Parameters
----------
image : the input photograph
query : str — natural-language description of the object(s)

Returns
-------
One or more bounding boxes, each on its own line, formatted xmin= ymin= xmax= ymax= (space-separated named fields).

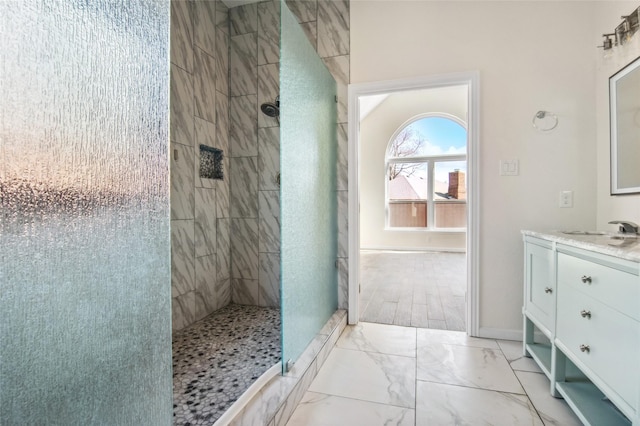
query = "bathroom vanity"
xmin=522 ymin=230 xmax=640 ymax=426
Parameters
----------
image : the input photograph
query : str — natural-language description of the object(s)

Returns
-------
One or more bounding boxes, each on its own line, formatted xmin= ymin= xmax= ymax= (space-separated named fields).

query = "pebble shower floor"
xmin=172 ymin=304 xmax=281 ymax=425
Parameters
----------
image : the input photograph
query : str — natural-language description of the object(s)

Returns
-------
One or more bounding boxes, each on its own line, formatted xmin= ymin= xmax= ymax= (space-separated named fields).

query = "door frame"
xmin=347 ymin=71 xmax=480 ymax=336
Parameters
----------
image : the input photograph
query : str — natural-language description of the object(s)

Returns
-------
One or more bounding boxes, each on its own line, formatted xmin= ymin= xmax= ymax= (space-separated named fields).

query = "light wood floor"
xmin=359 ymin=251 xmax=466 ymax=331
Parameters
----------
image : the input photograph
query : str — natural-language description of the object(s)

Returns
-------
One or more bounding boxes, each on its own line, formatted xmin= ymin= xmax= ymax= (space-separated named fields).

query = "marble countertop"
xmin=522 ymin=229 xmax=640 ymax=263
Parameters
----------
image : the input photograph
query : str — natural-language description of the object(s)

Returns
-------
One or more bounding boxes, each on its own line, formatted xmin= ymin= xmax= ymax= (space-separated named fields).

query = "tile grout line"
xmin=497 ymin=341 xmax=547 ymax=425
xmin=301 ymin=390 xmax=416 ymax=412
xmin=414 ymin=377 xmax=530 ymax=397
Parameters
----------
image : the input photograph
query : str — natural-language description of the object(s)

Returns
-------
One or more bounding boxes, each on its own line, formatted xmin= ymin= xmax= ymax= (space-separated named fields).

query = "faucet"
xmin=608 ymin=220 xmax=639 ymax=234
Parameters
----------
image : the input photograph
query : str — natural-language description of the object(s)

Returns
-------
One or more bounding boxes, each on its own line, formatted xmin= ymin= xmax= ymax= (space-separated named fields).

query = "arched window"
xmin=386 ymin=115 xmax=467 ymax=230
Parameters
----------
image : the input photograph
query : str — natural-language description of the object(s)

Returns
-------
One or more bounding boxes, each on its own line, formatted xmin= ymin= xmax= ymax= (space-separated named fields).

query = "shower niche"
xmin=198 ymin=145 xmax=224 ymax=181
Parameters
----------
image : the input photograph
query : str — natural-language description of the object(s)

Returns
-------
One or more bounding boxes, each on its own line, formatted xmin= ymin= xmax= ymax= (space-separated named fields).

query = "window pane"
xmin=388 ymin=162 xmax=427 ymax=227
xmin=435 ymin=202 xmax=467 ymax=228
xmin=388 ymin=127 xmax=425 ymax=158
xmin=434 ymin=161 xmax=467 ymax=200
xmin=434 ymin=161 xmax=467 ymax=228
xmin=388 ymin=117 xmax=466 ymax=158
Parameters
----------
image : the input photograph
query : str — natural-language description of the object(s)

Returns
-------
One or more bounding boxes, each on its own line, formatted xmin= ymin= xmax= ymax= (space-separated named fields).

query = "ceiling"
xmin=359 ymin=94 xmax=389 ymax=121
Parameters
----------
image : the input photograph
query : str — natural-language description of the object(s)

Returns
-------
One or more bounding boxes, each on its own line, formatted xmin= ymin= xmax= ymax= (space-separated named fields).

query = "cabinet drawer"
xmin=556 ymin=285 xmax=639 ymax=410
xmin=557 ymin=252 xmax=639 ymax=320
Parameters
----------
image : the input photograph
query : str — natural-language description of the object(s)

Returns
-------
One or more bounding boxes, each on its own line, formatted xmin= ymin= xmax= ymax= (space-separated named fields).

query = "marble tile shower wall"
xmin=228 ymin=0 xmax=281 ymax=307
xmin=170 ymin=0 xmax=232 ymax=331
xmin=228 ymin=0 xmax=350 ymax=310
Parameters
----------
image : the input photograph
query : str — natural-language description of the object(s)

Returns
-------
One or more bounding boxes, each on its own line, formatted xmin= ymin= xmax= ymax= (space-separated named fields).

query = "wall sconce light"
xmin=599 ymin=33 xmax=615 ymax=50
xmin=599 ymin=6 xmax=640 ymax=49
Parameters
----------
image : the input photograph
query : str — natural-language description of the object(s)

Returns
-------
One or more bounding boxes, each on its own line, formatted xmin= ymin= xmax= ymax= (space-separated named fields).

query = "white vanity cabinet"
xmin=522 ymin=231 xmax=640 ymax=426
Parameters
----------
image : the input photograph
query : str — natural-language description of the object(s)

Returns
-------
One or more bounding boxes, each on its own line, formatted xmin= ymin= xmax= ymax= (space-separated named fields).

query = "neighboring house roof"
xmin=389 ymin=175 xmax=423 ymax=199
xmin=388 ymin=175 xmax=448 ymax=200
xmin=433 ymin=180 xmax=449 ymax=199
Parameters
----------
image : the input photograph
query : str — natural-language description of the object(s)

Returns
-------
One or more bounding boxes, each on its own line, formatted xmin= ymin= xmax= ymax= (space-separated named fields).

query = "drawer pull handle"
xmin=579 ymin=344 xmax=590 ymax=353
xmin=544 ymin=287 xmax=553 ymax=294
xmin=580 ymin=275 xmax=592 ymax=284
xmin=580 ymin=310 xmax=591 ymax=319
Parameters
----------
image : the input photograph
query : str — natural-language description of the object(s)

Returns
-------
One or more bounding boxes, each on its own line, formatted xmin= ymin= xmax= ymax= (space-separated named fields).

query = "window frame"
xmin=384 ymin=114 xmax=468 ymax=231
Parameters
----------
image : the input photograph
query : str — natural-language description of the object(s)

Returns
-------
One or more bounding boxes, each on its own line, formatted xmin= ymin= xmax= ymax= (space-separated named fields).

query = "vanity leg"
xmin=523 ymin=316 xmax=534 ymax=357
xmin=550 ymin=345 xmax=565 ymax=398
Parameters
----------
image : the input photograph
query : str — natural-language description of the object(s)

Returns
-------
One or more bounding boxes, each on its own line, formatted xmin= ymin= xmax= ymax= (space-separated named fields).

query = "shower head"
xmin=260 ymin=96 xmax=280 ymax=118
xmin=261 ymin=102 xmax=279 ymax=117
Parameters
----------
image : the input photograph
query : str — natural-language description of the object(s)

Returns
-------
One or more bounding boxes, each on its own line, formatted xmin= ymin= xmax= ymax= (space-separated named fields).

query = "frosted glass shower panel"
xmin=0 ymin=1 xmax=172 ymax=424
xmin=280 ymin=0 xmax=338 ymax=369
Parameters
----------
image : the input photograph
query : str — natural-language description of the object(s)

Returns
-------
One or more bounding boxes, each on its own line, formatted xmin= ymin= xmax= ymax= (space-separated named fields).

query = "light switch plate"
xmin=499 ymin=159 xmax=519 ymax=176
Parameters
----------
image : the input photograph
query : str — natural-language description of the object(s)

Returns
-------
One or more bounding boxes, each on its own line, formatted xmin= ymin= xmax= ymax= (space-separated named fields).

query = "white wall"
xmin=352 ymin=1 xmax=599 ymax=336
xmin=594 ymin=2 xmax=640 ymax=230
xmin=360 ymin=86 xmax=467 ymax=250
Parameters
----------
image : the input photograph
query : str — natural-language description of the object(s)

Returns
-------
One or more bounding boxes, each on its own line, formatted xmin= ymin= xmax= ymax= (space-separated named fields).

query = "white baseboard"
xmin=477 ymin=327 xmax=522 ymax=341
xmin=361 ymin=246 xmax=466 ymax=253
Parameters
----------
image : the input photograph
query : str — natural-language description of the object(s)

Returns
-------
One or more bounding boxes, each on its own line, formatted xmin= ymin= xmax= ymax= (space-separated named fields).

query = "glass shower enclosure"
xmin=0 ymin=2 xmax=172 ymax=423
xmin=280 ymin=0 xmax=339 ymax=371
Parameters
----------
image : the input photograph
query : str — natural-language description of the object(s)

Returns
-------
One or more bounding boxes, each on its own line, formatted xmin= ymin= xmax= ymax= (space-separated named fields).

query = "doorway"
xmin=347 ymin=73 xmax=480 ymax=336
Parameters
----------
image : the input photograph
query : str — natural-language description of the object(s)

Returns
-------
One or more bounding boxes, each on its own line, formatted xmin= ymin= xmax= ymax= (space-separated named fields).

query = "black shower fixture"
xmin=260 ymin=96 xmax=280 ymax=119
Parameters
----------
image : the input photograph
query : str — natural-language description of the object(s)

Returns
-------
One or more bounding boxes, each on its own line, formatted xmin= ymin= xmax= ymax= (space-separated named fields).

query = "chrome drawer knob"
xmin=579 ymin=344 xmax=590 ymax=353
xmin=580 ymin=275 xmax=592 ymax=284
xmin=580 ymin=310 xmax=591 ymax=319
xmin=544 ymin=287 xmax=553 ymax=294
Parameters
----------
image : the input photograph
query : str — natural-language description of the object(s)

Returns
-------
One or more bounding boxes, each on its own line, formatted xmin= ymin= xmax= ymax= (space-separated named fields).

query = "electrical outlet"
xmin=560 ymin=190 xmax=573 ymax=208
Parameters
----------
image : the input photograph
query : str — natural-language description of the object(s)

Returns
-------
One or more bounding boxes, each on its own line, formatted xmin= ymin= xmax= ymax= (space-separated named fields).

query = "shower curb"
xmin=220 ymin=309 xmax=348 ymax=426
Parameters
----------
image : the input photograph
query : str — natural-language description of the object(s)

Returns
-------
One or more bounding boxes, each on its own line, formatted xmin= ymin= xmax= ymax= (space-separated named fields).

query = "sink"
xmin=561 ymin=231 xmax=607 ymax=235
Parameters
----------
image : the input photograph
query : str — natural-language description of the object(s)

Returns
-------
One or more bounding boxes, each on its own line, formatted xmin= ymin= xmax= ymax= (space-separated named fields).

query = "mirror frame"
xmin=610 ymin=55 xmax=640 ymax=195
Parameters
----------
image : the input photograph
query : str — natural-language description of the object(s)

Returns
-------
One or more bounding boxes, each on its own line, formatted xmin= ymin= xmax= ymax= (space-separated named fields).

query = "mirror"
xmin=610 ymin=55 xmax=640 ymax=195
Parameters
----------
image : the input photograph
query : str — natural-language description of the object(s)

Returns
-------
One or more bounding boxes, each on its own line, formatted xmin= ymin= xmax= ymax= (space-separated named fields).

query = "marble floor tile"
xmin=285 ymin=324 xmax=584 ymax=426
xmin=498 ymin=339 xmax=543 ymax=373
xmin=336 ymin=322 xmax=416 ymax=358
xmin=510 ymin=356 xmax=543 ymax=373
xmin=417 ymin=342 xmax=524 ymax=394
xmin=515 ymin=371 xmax=582 ymax=426
xmin=497 ymin=339 xmax=527 ymax=360
xmin=416 ymin=381 xmax=543 ymax=426
xmin=417 ymin=327 xmax=499 ymax=349
xmin=309 ymin=348 xmax=415 ymax=408
xmin=287 ymin=392 xmax=414 ymax=426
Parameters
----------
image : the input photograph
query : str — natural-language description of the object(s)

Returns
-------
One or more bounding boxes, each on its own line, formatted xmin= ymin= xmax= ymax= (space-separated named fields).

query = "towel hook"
xmin=532 ymin=110 xmax=558 ymax=132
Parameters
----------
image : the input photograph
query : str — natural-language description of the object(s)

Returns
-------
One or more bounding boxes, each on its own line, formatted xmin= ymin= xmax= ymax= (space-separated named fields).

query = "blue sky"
xmin=407 ymin=116 xmax=466 ymax=154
